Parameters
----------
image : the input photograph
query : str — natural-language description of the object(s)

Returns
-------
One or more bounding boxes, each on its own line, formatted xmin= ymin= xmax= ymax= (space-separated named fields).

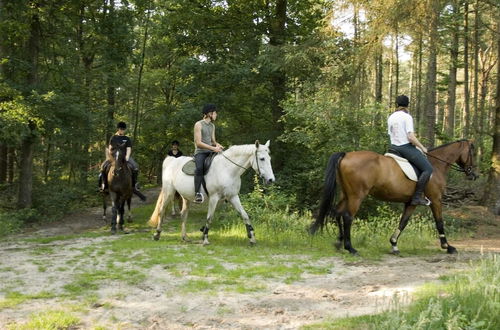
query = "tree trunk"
xmin=18 ymin=0 xmax=41 ymax=208
xmin=7 ymin=147 xmax=14 ymax=183
xmin=481 ymin=17 xmax=500 ymax=215
xmin=472 ymin=0 xmax=480 ymax=140
xmin=424 ymin=0 xmax=439 ymax=147
xmin=463 ymin=1 xmax=471 ymax=137
xmin=0 ymin=144 xmax=7 ymax=184
xmin=445 ymin=1 xmax=459 ymax=139
xmin=132 ymin=4 xmax=151 ymax=142
xmin=415 ymin=33 xmax=424 ymax=134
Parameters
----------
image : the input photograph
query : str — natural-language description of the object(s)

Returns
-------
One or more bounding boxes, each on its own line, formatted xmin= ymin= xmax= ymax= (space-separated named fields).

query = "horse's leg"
xmin=343 ymin=196 xmax=364 ymax=255
xmin=334 ymin=199 xmax=346 ymax=250
xmin=201 ymin=196 xmax=220 ymax=245
xmin=118 ymin=200 xmax=126 ymax=232
xmin=389 ymin=203 xmax=417 ymax=254
xmin=110 ymin=193 xmax=118 ymax=234
xmin=152 ymin=188 xmax=174 ymax=241
xmin=180 ymin=197 xmax=191 ymax=241
xmin=102 ymin=193 xmax=107 ymax=221
xmin=430 ymin=201 xmax=457 ymax=254
xmin=126 ymin=197 xmax=133 ymax=223
xmin=228 ymin=195 xmax=256 ymax=245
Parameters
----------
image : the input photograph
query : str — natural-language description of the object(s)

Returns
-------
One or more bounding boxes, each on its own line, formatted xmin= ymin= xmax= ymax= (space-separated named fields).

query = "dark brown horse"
xmin=107 ymin=143 xmax=133 ymax=234
xmin=310 ymin=140 xmax=477 ymax=255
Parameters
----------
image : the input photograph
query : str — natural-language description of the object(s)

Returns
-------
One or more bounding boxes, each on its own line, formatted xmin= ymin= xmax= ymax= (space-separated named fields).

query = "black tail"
xmin=310 ymin=152 xmax=345 ymax=235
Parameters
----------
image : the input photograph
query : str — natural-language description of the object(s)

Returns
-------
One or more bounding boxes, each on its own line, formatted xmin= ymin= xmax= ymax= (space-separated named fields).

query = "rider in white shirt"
xmin=388 ymin=95 xmax=433 ymax=206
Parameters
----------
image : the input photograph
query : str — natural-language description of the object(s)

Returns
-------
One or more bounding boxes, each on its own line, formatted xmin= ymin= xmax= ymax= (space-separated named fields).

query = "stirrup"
xmin=411 ymin=196 xmax=431 ymax=206
xmin=194 ymin=192 xmax=204 ymax=203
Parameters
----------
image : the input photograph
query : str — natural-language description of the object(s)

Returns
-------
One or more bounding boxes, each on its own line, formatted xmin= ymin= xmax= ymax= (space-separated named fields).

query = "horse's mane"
xmin=428 ymin=139 xmax=468 ymax=152
xmin=223 ymin=144 xmax=259 ymax=157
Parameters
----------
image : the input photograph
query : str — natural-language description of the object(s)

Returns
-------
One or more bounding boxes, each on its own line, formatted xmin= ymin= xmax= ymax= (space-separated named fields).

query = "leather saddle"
xmin=181 ymin=152 xmax=218 ymax=176
xmin=384 ymin=149 xmax=421 ymax=182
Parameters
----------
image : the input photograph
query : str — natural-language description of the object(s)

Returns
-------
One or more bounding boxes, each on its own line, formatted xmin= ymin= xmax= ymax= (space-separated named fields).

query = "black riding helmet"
xmin=117 ymin=121 xmax=127 ymax=129
xmin=202 ymin=104 xmax=217 ymax=114
xmin=396 ymin=95 xmax=409 ymax=107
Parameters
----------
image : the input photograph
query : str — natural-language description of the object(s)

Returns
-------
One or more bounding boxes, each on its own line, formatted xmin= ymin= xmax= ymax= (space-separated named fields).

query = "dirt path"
xmin=1 ymin=190 xmax=499 ymax=329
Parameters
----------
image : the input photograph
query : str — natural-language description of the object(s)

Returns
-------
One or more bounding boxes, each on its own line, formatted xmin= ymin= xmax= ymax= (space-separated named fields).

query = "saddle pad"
xmin=182 ymin=160 xmax=197 ymax=176
xmin=384 ymin=153 xmax=418 ymax=182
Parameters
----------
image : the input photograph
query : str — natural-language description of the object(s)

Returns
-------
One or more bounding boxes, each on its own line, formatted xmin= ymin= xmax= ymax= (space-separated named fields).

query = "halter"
xmin=425 ymin=140 xmax=474 ymax=175
xmin=221 ymin=148 xmax=261 ymax=176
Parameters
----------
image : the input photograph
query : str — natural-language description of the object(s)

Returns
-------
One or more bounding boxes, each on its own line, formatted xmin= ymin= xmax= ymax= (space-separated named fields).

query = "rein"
xmin=425 ymin=141 xmax=474 ymax=174
xmin=220 ymin=149 xmax=261 ymax=176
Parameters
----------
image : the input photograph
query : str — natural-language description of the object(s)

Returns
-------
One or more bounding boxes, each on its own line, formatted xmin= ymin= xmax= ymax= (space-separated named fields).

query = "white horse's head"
xmin=252 ymin=140 xmax=275 ymax=184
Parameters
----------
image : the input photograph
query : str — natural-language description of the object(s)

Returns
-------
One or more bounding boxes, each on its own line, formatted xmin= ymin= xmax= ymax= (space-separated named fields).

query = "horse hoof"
xmin=153 ymin=234 xmax=160 ymax=241
xmin=203 ymin=240 xmax=210 ymax=246
xmin=391 ymin=249 xmax=400 ymax=255
xmin=447 ymin=246 xmax=458 ymax=254
xmin=249 ymin=240 xmax=257 ymax=246
xmin=102 ymin=216 xmax=107 ymax=221
xmin=111 ymin=229 xmax=117 ymax=235
xmin=348 ymin=248 xmax=359 ymax=256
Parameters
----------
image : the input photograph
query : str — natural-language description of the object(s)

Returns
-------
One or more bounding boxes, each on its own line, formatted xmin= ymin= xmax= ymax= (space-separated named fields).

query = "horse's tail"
xmin=148 ymin=189 xmax=166 ymax=227
xmin=310 ymin=152 xmax=345 ymax=235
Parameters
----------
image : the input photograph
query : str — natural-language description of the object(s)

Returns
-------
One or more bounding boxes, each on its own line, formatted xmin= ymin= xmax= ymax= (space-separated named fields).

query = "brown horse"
xmin=310 ymin=140 xmax=477 ymax=255
xmin=107 ymin=143 xmax=133 ymax=234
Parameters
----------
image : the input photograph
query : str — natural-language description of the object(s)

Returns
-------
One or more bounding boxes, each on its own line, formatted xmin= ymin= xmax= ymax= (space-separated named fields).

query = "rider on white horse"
xmin=193 ymin=104 xmax=224 ymax=203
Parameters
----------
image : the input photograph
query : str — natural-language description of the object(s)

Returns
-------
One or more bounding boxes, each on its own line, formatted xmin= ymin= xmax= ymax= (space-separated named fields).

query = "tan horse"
xmin=310 ymin=140 xmax=477 ymax=255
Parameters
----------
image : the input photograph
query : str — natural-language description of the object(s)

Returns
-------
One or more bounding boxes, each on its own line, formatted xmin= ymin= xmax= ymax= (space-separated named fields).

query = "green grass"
xmin=304 ymin=254 xmax=500 ymax=330
xmin=0 ymin=291 xmax=56 ymax=309
xmin=6 ymin=310 xmax=80 ymax=330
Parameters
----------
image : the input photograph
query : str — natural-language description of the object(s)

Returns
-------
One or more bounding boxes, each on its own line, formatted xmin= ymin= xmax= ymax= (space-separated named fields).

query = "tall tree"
xmin=444 ymin=1 xmax=460 ymax=139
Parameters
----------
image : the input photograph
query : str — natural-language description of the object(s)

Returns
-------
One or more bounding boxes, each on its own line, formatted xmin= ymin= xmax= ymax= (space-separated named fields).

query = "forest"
xmin=0 ymin=0 xmax=499 ymax=230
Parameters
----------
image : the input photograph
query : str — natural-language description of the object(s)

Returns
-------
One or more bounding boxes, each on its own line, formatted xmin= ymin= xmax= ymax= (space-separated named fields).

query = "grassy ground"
xmin=1 ymin=188 xmax=497 ymax=329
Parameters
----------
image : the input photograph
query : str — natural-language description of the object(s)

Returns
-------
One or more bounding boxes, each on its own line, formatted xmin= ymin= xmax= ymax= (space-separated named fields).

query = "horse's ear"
xmin=265 ymin=140 xmax=270 ymax=147
xmin=255 ymin=140 xmax=260 ymax=148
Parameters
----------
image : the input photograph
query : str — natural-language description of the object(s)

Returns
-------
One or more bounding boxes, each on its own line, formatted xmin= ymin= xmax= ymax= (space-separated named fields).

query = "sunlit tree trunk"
xmin=445 ymin=0 xmax=459 ymax=139
xmin=423 ymin=0 xmax=439 ymax=147
xmin=463 ymin=1 xmax=471 ymax=137
xmin=481 ymin=17 xmax=500 ymax=215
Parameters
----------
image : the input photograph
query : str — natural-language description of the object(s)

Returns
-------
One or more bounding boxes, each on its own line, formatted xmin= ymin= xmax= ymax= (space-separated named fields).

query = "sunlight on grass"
xmin=0 ymin=291 xmax=55 ymax=310
xmin=6 ymin=310 xmax=80 ymax=330
xmin=305 ymin=254 xmax=500 ymax=329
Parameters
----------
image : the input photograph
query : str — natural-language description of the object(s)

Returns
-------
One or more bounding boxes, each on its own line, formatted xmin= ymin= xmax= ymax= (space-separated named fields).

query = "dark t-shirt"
xmin=168 ymin=150 xmax=183 ymax=158
xmin=109 ymin=135 xmax=132 ymax=149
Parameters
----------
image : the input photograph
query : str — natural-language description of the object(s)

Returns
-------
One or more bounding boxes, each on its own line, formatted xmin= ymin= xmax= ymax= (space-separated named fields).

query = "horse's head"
xmin=457 ymin=140 xmax=478 ymax=180
xmin=109 ymin=142 xmax=128 ymax=173
xmin=252 ymin=140 xmax=275 ymax=184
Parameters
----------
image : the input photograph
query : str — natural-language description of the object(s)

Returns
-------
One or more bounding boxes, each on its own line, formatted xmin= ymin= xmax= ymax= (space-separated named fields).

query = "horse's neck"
xmin=220 ymin=145 xmax=255 ymax=175
xmin=429 ymin=143 xmax=461 ymax=171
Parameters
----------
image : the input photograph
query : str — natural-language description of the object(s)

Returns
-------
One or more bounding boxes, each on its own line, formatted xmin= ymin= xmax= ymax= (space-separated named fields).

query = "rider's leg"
xmin=128 ymin=157 xmax=146 ymax=201
xmin=99 ymin=160 xmax=110 ymax=192
xmin=194 ymin=152 xmax=208 ymax=203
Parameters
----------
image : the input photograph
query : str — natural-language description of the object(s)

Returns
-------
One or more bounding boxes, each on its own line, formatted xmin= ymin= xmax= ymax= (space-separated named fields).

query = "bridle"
xmin=220 ymin=149 xmax=261 ymax=176
xmin=425 ymin=140 xmax=475 ymax=175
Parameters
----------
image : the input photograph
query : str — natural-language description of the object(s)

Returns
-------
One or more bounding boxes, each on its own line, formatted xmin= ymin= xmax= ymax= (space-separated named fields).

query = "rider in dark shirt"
xmin=98 ymin=121 xmax=146 ymax=201
xmin=167 ymin=140 xmax=183 ymax=158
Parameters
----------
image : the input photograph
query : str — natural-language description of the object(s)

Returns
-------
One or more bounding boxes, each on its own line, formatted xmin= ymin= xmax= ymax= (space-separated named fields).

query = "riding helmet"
xmin=396 ymin=95 xmax=409 ymax=107
xmin=202 ymin=104 xmax=217 ymax=114
xmin=117 ymin=121 xmax=127 ymax=129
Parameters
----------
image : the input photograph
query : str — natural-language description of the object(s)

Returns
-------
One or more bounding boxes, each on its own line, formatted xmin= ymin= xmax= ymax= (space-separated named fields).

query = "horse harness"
xmin=220 ymin=149 xmax=261 ymax=176
xmin=425 ymin=140 xmax=475 ymax=176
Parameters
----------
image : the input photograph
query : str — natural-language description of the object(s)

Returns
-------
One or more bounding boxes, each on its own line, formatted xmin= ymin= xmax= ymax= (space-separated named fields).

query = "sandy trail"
xmin=1 ymin=189 xmax=499 ymax=329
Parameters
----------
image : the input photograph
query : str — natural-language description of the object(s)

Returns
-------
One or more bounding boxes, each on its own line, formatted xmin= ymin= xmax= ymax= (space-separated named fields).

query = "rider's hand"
xmin=214 ymin=146 xmax=223 ymax=153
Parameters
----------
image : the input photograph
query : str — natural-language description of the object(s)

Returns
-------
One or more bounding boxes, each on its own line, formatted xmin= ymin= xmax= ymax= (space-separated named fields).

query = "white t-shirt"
xmin=387 ymin=110 xmax=414 ymax=146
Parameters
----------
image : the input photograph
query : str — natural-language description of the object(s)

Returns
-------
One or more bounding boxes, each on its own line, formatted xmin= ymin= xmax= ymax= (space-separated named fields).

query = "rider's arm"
xmin=407 ymin=132 xmax=428 ymax=153
xmin=194 ymin=122 xmax=219 ymax=152
xmin=126 ymin=147 xmax=131 ymax=161
xmin=211 ymin=126 xmax=223 ymax=150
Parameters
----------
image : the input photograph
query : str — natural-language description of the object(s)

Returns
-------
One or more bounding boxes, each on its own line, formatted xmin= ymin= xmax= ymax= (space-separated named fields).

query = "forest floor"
xmin=0 ymin=187 xmax=499 ymax=329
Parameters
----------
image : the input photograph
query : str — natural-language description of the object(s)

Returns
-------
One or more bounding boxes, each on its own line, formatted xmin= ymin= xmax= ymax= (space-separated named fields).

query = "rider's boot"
xmin=194 ymin=175 xmax=204 ymax=203
xmin=132 ymin=170 xmax=146 ymax=201
xmin=410 ymin=172 xmax=431 ymax=206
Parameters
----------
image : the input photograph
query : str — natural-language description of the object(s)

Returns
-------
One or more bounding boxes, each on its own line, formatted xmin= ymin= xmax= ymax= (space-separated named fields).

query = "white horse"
xmin=149 ymin=140 xmax=275 ymax=245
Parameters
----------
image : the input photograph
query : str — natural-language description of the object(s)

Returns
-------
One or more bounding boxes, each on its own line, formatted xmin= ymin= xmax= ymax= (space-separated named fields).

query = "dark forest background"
xmin=0 ymin=0 xmax=499 ymax=229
